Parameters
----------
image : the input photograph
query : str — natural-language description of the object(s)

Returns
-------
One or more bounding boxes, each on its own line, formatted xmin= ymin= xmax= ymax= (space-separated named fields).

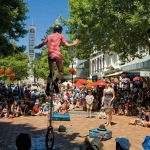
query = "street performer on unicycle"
xmin=34 ymin=21 xmax=79 ymax=95
xmin=34 ymin=21 xmax=79 ymax=150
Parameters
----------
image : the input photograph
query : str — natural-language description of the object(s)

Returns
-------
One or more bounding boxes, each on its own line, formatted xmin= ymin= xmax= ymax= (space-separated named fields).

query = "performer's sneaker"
xmin=45 ymin=86 xmax=50 ymax=96
xmin=52 ymin=81 xmax=59 ymax=93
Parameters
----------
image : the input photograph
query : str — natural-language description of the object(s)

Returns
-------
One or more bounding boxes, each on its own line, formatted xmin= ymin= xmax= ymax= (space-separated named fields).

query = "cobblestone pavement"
xmin=0 ymin=110 xmax=149 ymax=150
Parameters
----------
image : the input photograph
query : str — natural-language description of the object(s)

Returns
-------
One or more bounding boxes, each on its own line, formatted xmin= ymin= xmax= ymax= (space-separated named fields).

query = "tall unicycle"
xmin=45 ymin=57 xmax=55 ymax=150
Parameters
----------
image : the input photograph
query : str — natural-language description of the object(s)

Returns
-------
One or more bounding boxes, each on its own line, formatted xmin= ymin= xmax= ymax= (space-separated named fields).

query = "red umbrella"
xmin=76 ymin=79 xmax=87 ymax=84
xmin=91 ymin=80 xmax=106 ymax=86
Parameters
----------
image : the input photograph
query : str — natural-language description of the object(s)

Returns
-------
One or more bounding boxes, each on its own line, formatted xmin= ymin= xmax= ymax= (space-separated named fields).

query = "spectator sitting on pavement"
xmin=16 ymin=133 xmax=31 ymax=150
xmin=117 ymin=104 xmax=124 ymax=115
xmin=129 ymin=109 xmax=150 ymax=127
xmin=1 ymin=104 xmax=9 ymax=118
xmin=115 ymin=137 xmax=131 ymax=150
xmin=124 ymin=103 xmax=129 ymax=116
xmin=42 ymin=102 xmax=50 ymax=116
xmin=0 ymin=103 xmax=2 ymax=117
xmin=31 ymin=102 xmax=42 ymax=116
xmin=137 ymin=103 xmax=143 ymax=118
xmin=98 ymin=107 xmax=106 ymax=119
xmin=11 ymin=100 xmax=20 ymax=117
xmin=23 ymin=98 xmax=32 ymax=116
xmin=53 ymin=98 xmax=61 ymax=112
xmin=59 ymin=100 xmax=69 ymax=114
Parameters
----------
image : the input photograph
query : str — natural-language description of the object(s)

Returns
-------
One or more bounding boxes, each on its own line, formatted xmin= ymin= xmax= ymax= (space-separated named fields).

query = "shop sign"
xmin=140 ymin=71 xmax=150 ymax=77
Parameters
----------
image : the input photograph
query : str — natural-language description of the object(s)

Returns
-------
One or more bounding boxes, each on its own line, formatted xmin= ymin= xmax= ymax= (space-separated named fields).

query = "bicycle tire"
xmin=45 ymin=126 xmax=55 ymax=150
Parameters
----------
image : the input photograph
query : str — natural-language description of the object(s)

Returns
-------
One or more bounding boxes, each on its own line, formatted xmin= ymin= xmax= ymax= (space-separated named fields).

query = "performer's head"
xmin=53 ymin=25 xmax=63 ymax=33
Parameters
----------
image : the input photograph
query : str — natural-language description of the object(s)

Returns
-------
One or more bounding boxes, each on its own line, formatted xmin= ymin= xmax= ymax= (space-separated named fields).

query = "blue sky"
xmin=18 ymin=0 xmax=70 ymax=52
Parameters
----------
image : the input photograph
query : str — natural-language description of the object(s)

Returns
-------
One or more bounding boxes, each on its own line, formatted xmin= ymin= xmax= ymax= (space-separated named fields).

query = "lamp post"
xmin=3 ymin=62 xmax=6 ymax=85
xmin=72 ymin=62 xmax=74 ymax=85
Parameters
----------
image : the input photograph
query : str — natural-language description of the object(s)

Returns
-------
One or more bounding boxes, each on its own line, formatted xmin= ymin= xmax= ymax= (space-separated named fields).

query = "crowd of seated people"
xmin=0 ymin=82 xmax=150 ymax=128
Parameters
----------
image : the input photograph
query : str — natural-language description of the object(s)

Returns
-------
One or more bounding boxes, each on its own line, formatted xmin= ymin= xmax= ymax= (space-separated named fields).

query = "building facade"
xmin=28 ymin=25 xmax=36 ymax=63
xmin=90 ymin=51 xmax=123 ymax=80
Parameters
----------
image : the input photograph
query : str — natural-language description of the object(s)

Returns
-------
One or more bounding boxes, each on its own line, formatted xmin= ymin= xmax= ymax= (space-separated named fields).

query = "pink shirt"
xmin=44 ymin=33 xmax=66 ymax=53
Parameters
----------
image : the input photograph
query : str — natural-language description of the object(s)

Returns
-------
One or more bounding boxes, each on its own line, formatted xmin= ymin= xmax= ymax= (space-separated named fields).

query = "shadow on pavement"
xmin=0 ymin=121 xmax=84 ymax=150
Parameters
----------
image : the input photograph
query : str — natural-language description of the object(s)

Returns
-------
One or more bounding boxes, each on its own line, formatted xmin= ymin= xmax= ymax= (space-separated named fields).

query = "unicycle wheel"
xmin=45 ymin=126 xmax=54 ymax=150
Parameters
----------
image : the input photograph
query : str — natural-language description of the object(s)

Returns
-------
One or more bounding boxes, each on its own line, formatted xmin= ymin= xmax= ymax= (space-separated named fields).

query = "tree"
xmin=0 ymin=52 xmax=29 ymax=82
xmin=62 ymin=0 xmax=150 ymax=61
xmin=0 ymin=0 xmax=28 ymax=56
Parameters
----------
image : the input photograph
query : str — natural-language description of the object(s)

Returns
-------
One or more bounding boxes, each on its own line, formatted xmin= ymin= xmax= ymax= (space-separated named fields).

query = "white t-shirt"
xmin=85 ymin=95 xmax=94 ymax=105
xmin=53 ymin=102 xmax=61 ymax=110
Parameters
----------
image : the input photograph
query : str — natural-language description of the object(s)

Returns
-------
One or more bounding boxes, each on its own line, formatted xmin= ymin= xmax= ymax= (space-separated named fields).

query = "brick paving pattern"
xmin=0 ymin=110 xmax=149 ymax=150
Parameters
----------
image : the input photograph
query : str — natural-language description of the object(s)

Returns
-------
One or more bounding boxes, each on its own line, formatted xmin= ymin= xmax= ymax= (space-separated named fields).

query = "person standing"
xmin=102 ymin=83 xmax=115 ymax=126
xmin=85 ymin=89 xmax=94 ymax=118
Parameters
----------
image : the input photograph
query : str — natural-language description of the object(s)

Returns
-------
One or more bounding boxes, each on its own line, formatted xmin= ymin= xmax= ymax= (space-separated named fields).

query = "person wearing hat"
xmin=85 ymin=89 xmax=94 ymax=118
xmin=115 ymin=137 xmax=131 ymax=150
xmin=101 ymin=83 xmax=115 ymax=126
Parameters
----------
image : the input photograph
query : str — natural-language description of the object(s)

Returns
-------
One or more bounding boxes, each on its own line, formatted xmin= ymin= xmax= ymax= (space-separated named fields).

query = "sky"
xmin=18 ymin=0 xmax=70 ymax=52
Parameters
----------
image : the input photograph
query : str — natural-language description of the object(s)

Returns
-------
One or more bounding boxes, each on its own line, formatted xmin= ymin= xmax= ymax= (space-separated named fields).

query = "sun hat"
xmin=97 ymin=124 xmax=106 ymax=131
xmin=115 ymin=137 xmax=131 ymax=150
xmin=58 ymin=125 xmax=66 ymax=132
xmin=91 ymin=138 xmax=104 ymax=150
xmin=84 ymin=136 xmax=104 ymax=150
xmin=142 ymin=136 xmax=150 ymax=150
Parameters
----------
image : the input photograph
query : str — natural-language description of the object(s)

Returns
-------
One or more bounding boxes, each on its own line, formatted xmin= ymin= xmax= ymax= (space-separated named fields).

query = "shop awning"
xmin=105 ymin=71 xmax=123 ymax=77
xmin=122 ymin=55 xmax=150 ymax=71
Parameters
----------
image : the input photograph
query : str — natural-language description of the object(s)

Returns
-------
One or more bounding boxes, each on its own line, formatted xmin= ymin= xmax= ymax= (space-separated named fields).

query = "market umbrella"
xmin=76 ymin=79 xmax=87 ymax=84
xmin=91 ymin=80 xmax=106 ymax=86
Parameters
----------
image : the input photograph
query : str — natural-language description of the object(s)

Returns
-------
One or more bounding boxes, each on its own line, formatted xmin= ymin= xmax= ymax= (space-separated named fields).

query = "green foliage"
xmin=62 ymin=0 xmax=150 ymax=61
xmin=36 ymin=46 xmax=71 ymax=79
xmin=0 ymin=0 xmax=28 ymax=56
xmin=0 ymin=52 xmax=29 ymax=81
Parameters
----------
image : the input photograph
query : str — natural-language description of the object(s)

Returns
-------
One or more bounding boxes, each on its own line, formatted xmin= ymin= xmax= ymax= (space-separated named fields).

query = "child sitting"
xmin=1 ymin=104 xmax=9 ymax=118
xmin=124 ymin=104 xmax=129 ymax=116
xmin=117 ymin=104 xmax=124 ymax=115
xmin=98 ymin=107 xmax=106 ymax=119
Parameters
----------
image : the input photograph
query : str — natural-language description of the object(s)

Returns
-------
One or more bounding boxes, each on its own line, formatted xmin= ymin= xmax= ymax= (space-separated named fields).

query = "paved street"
xmin=0 ymin=110 xmax=149 ymax=150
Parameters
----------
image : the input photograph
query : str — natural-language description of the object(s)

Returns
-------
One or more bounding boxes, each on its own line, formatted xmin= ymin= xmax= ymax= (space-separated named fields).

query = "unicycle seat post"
xmin=45 ymin=56 xmax=56 ymax=150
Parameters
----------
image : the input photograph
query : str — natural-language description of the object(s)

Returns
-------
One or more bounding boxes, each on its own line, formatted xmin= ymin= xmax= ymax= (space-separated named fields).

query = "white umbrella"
xmin=62 ymin=81 xmax=72 ymax=86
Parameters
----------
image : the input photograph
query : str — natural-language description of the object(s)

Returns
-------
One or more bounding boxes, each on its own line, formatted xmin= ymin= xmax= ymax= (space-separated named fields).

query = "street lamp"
xmin=3 ymin=62 xmax=6 ymax=85
xmin=72 ymin=62 xmax=74 ymax=85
